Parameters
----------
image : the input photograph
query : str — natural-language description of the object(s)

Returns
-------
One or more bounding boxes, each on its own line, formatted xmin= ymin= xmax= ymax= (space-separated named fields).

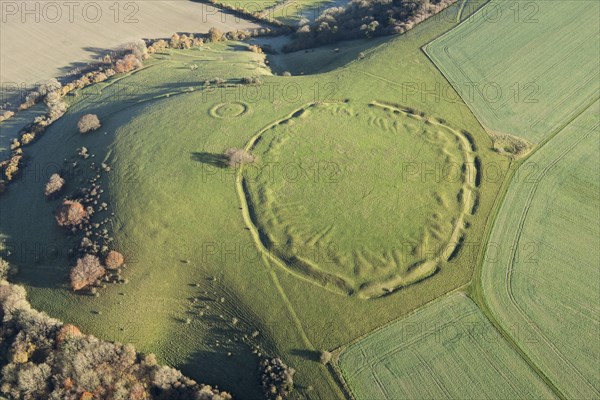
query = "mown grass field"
xmin=0 ymin=2 xmax=509 ymax=399
xmin=338 ymin=293 xmax=556 ymax=400
xmin=479 ymin=100 xmax=600 ymax=399
xmin=425 ymin=0 xmax=600 ymax=143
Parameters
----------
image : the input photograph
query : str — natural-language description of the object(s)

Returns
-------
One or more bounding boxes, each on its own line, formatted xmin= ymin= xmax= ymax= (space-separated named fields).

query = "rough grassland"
xmin=0 ymin=3 xmax=507 ymax=399
xmin=338 ymin=293 xmax=556 ymax=400
xmin=425 ymin=0 xmax=600 ymax=143
xmin=480 ymin=100 xmax=600 ymax=399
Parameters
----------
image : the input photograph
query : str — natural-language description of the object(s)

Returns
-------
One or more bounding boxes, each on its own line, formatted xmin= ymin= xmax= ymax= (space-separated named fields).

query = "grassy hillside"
xmin=338 ymin=293 xmax=556 ymax=400
xmin=479 ymin=100 xmax=600 ymax=399
xmin=425 ymin=0 xmax=600 ymax=142
xmin=0 ymin=2 xmax=507 ymax=399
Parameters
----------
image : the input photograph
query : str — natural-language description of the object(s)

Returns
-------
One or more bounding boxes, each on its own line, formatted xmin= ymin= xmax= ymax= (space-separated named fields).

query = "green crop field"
xmin=0 ymin=2 xmax=511 ymax=398
xmin=479 ymin=100 xmax=600 ymax=399
xmin=425 ymin=0 xmax=600 ymax=143
xmin=338 ymin=293 xmax=556 ymax=400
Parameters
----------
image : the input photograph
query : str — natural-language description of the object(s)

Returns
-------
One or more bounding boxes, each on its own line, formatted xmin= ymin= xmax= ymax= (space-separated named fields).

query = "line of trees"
xmin=284 ymin=0 xmax=457 ymax=52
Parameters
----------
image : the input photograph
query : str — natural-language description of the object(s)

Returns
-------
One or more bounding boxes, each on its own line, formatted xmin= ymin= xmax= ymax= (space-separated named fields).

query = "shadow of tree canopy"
xmin=191 ymin=152 xmax=228 ymax=168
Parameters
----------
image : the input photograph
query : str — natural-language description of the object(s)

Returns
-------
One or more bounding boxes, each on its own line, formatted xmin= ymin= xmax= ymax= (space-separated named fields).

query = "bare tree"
xmin=224 ymin=148 xmax=255 ymax=168
xmin=70 ymin=254 xmax=105 ymax=290
xmin=105 ymin=250 xmax=124 ymax=270
xmin=56 ymin=200 xmax=86 ymax=226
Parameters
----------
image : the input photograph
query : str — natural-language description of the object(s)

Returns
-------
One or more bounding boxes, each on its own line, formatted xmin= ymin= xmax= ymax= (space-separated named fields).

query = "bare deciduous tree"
xmin=70 ymin=254 xmax=105 ymax=291
xmin=56 ymin=200 xmax=86 ymax=226
xmin=224 ymin=148 xmax=255 ymax=168
xmin=105 ymin=251 xmax=124 ymax=270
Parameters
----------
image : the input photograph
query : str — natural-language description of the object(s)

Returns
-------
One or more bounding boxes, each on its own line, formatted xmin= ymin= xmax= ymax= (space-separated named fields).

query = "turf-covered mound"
xmin=242 ymin=101 xmax=477 ymax=297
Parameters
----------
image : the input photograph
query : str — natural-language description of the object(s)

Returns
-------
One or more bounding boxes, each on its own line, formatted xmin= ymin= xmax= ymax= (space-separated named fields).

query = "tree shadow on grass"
xmin=191 ymin=152 xmax=228 ymax=168
xmin=290 ymin=349 xmax=320 ymax=362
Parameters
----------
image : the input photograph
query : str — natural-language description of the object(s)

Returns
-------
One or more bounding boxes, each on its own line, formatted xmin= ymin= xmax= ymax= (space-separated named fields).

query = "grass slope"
xmin=338 ymin=292 xmax=556 ymax=400
xmin=425 ymin=0 xmax=600 ymax=143
xmin=479 ymin=100 xmax=600 ymax=399
xmin=0 ymin=2 xmax=508 ymax=398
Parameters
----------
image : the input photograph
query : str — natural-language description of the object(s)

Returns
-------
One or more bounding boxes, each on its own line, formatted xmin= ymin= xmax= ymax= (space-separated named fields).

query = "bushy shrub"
xmin=0 ymin=257 xmax=12 ymax=280
xmin=248 ymin=44 xmax=263 ymax=53
xmin=70 ymin=254 xmax=105 ymax=290
xmin=208 ymin=27 xmax=224 ymax=42
xmin=78 ymin=114 xmax=101 ymax=133
xmin=148 ymin=39 xmax=169 ymax=54
xmin=78 ymin=146 xmax=90 ymax=158
xmin=55 ymin=324 xmax=82 ymax=344
xmin=241 ymin=77 xmax=262 ymax=85
xmin=44 ymin=173 xmax=65 ymax=197
xmin=38 ymin=78 xmax=62 ymax=96
xmin=114 ymin=54 xmax=142 ymax=73
xmin=105 ymin=250 xmax=124 ymax=270
xmin=55 ymin=200 xmax=86 ymax=227
xmin=259 ymin=357 xmax=295 ymax=399
xmin=224 ymin=148 xmax=255 ymax=168
xmin=1 ymin=152 xmax=23 ymax=182
xmin=320 ymin=351 xmax=332 ymax=364
xmin=0 ymin=110 xmax=15 ymax=122
xmin=122 ymin=39 xmax=148 ymax=60
xmin=93 ymin=72 xmax=108 ymax=83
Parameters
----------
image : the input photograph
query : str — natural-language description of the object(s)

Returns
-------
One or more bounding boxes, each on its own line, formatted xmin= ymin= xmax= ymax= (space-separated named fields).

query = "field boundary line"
xmin=455 ymin=0 xmax=469 ymax=22
xmin=262 ymin=256 xmax=313 ymax=348
xmin=421 ymin=0 xmax=492 ymax=52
